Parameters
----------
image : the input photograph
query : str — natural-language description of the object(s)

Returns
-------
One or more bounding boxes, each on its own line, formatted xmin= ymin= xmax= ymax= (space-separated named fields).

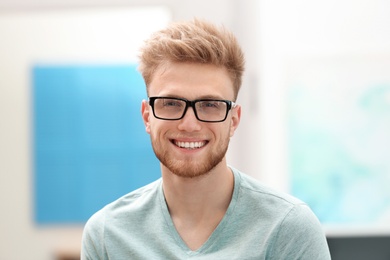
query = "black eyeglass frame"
xmin=148 ymin=96 xmax=237 ymax=123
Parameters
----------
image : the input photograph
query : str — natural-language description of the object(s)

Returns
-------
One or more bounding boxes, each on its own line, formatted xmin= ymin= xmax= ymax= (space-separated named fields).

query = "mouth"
xmin=172 ymin=140 xmax=208 ymax=150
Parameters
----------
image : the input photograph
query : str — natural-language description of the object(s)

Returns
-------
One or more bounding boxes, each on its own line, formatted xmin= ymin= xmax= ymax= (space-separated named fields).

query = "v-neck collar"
xmin=158 ymin=168 xmax=241 ymax=255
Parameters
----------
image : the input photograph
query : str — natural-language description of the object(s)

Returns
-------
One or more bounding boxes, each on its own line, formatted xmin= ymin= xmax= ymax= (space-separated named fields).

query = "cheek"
xmin=212 ymin=124 xmax=232 ymax=141
xmin=221 ymin=121 xmax=234 ymax=138
xmin=229 ymin=124 xmax=234 ymax=137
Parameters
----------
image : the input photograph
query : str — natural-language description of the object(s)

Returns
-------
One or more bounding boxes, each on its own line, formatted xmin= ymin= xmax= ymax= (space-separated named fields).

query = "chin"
xmin=164 ymin=157 xmax=223 ymax=179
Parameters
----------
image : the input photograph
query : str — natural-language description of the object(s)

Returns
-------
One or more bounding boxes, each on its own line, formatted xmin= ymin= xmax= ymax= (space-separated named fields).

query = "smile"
xmin=173 ymin=140 xmax=207 ymax=149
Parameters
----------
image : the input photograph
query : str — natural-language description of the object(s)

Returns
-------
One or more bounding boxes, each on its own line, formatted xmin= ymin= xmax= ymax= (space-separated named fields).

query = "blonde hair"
xmin=138 ymin=19 xmax=245 ymax=100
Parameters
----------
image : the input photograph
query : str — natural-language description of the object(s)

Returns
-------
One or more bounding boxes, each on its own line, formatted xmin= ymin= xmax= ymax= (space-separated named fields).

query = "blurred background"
xmin=0 ymin=0 xmax=389 ymax=259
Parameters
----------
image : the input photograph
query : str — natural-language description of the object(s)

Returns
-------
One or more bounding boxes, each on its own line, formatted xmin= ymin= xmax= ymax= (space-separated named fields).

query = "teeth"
xmin=175 ymin=141 xmax=205 ymax=149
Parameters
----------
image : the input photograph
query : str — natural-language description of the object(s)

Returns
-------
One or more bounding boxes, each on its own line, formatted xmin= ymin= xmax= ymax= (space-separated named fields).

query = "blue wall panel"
xmin=32 ymin=65 xmax=160 ymax=224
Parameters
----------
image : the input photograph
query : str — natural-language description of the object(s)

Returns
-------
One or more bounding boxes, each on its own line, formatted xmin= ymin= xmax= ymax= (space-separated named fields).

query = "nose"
xmin=177 ymin=107 xmax=202 ymax=132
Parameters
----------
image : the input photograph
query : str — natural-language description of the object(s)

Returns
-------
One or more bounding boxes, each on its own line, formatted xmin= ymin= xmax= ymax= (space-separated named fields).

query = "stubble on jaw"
xmin=150 ymin=134 xmax=230 ymax=179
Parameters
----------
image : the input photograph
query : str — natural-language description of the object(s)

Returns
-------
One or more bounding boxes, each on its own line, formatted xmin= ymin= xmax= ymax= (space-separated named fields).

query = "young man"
xmin=81 ymin=19 xmax=331 ymax=259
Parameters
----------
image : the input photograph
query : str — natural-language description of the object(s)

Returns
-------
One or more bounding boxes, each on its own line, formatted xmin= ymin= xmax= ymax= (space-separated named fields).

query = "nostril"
xmin=177 ymin=114 xmax=202 ymax=132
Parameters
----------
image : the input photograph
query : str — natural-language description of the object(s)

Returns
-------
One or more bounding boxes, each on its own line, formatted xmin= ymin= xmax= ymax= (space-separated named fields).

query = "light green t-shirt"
xmin=81 ymin=167 xmax=331 ymax=259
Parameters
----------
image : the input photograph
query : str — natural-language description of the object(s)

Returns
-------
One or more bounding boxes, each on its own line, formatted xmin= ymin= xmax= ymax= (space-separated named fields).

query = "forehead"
xmin=148 ymin=62 xmax=235 ymax=100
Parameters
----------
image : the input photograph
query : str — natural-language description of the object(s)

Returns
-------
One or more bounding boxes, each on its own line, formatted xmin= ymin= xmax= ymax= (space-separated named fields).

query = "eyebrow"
xmin=157 ymin=94 xmax=227 ymax=100
xmin=197 ymin=94 xmax=226 ymax=100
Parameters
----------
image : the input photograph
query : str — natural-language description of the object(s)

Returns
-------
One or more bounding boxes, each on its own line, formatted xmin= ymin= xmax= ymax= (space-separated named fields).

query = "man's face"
xmin=141 ymin=62 xmax=241 ymax=178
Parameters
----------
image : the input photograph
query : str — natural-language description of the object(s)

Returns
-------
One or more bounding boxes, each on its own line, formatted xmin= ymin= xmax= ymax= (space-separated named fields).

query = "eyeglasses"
xmin=148 ymin=96 xmax=237 ymax=123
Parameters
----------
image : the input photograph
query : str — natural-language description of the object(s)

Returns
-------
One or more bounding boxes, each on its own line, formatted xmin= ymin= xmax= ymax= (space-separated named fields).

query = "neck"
xmin=161 ymin=160 xmax=234 ymax=250
xmin=161 ymin=161 xmax=234 ymax=219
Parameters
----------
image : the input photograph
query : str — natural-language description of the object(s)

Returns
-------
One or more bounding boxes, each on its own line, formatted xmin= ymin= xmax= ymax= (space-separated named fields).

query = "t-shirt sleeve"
xmin=269 ymin=203 xmax=331 ymax=260
xmin=80 ymin=210 xmax=108 ymax=260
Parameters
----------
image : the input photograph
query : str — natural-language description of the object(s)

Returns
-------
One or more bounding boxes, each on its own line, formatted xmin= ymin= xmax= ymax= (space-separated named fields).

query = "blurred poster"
xmin=33 ymin=65 xmax=160 ymax=224
xmin=286 ymin=56 xmax=390 ymax=234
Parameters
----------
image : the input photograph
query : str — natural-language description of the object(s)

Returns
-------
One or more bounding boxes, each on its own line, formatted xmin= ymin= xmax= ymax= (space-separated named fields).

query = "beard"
xmin=150 ymin=133 xmax=230 ymax=178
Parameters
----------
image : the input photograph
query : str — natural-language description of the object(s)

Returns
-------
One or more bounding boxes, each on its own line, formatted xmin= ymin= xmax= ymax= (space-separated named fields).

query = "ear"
xmin=229 ymin=104 xmax=241 ymax=137
xmin=141 ymin=100 xmax=151 ymax=134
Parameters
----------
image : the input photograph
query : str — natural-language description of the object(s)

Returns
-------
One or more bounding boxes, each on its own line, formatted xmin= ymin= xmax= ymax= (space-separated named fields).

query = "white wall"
xmin=256 ymin=0 xmax=390 ymax=192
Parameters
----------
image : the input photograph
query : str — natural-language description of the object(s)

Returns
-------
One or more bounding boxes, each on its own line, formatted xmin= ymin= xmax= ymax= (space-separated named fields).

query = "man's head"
xmin=139 ymin=19 xmax=244 ymax=178
xmin=138 ymin=19 xmax=245 ymax=101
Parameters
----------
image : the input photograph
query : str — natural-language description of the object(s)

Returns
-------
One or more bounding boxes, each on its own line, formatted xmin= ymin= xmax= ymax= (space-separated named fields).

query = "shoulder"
xmin=231 ymin=167 xmax=327 ymax=237
xmin=101 ymin=178 xmax=161 ymax=221
xmin=270 ymin=204 xmax=331 ymax=259
xmin=232 ymin=167 xmax=305 ymax=208
xmin=230 ymin=168 xmax=330 ymax=259
xmin=81 ymin=179 xmax=162 ymax=258
xmin=106 ymin=178 xmax=162 ymax=211
xmin=82 ymin=179 xmax=162 ymax=239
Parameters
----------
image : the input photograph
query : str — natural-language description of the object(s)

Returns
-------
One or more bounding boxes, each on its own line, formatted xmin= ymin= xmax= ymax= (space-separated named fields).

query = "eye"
xmin=162 ymin=99 xmax=183 ymax=107
xmin=199 ymin=101 xmax=221 ymax=109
